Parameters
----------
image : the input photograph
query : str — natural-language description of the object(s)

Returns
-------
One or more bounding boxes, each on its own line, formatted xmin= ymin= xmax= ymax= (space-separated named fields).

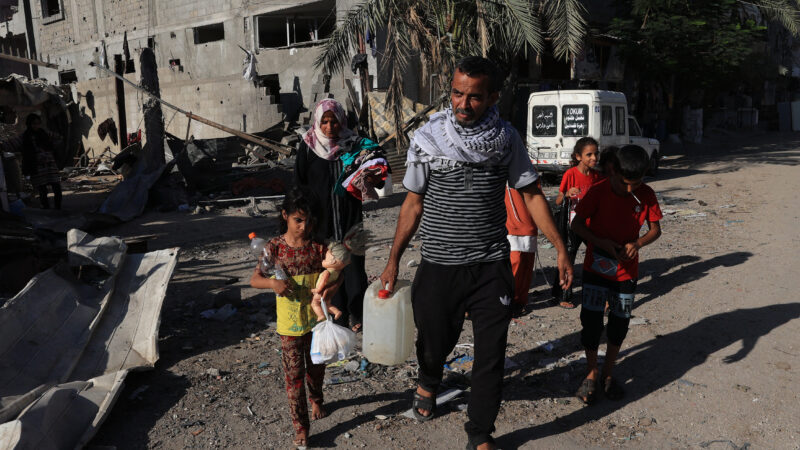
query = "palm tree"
xmin=314 ymin=0 xmax=590 ymax=146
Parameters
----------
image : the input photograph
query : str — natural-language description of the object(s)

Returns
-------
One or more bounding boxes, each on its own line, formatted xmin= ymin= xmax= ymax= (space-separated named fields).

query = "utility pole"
xmin=114 ymin=54 xmax=127 ymax=152
xmin=139 ymin=47 xmax=165 ymax=165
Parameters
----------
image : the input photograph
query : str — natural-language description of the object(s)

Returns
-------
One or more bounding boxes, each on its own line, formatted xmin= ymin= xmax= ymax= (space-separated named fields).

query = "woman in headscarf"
xmin=22 ymin=114 xmax=62 ymax=209
xmin=295 ymin=99 xmax=387 ymax=332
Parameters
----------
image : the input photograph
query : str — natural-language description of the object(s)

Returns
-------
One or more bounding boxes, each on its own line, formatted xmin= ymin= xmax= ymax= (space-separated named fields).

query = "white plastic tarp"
xmin=0 ymin=229 xmax=178 ymax=449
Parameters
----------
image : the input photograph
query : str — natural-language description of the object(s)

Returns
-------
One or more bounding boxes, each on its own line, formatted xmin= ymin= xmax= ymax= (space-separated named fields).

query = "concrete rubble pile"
xmin=0 ymin=229 xmax=178 ymax=448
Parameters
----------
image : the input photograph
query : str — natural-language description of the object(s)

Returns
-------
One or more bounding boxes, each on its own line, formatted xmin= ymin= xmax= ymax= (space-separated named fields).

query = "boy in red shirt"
xmin=570 ymin=145 xmax=662 ymax=403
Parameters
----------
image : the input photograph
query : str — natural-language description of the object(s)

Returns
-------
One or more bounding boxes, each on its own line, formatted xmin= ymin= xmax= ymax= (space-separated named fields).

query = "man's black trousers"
xmin=411 ymin=258 xmax=513 ymax=443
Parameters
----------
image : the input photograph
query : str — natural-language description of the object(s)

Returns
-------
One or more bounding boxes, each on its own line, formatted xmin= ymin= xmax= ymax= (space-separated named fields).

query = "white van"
xmin=526 ymin=90 xmax=660 ymax=175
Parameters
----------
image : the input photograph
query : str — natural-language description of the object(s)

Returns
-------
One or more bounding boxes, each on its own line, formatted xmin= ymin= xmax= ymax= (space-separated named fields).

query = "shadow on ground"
xmin=499 ymin=302 xmax=798 ymax=449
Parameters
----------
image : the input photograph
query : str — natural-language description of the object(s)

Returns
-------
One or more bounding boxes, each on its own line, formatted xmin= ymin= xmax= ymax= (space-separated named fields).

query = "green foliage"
xmin=314 ymin=0 xmax=590 ymax=145
xmin=611 ymin=0 xmax=800 ymax=94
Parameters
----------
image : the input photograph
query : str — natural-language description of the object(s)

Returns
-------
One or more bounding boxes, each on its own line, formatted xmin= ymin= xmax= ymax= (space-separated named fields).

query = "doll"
xmin=311 ymin=223 xmax=370 ymax=321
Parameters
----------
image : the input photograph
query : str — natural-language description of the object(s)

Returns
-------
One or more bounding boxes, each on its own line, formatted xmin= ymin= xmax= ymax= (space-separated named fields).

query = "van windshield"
xmin=531 ymin=105 xmax=557 ymax=136
xmin=562 ymin=104 xmax=588 ymax=137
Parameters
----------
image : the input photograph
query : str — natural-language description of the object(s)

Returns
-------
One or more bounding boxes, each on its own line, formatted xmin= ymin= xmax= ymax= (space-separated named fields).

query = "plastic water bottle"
xmin=248 ymin=232 xmax=288 ymax=279
xmin=248 ymin=232 xmax=269 ymax=276
xmin=362 ymin=279 xmax=415 ymax=365
xmin=248 ymin=232 xmax=266 ymax=257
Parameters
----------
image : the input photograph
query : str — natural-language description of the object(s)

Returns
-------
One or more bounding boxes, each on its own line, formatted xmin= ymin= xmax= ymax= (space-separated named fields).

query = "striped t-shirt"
xmin=403 ymin=133 xmax=539 ymax=265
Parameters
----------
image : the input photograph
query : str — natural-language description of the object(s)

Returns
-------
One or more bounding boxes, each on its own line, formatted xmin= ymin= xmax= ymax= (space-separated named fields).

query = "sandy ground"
xmin=85 ymin=131 xmax=800 ymax=449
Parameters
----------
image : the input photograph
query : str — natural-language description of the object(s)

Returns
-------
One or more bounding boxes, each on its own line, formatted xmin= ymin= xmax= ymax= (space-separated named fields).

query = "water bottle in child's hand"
xmin=248 ymin=232 xmax=288 ymax=279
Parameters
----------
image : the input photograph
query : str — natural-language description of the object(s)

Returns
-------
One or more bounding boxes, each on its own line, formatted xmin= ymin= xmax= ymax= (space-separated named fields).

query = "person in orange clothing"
xmin=505 ymin=183 xmax=540 ymax=317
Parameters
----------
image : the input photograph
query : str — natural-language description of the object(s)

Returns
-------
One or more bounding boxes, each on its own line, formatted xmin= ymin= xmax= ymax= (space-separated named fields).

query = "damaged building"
xmin=1 ymin=0 xmax=377 ymax=159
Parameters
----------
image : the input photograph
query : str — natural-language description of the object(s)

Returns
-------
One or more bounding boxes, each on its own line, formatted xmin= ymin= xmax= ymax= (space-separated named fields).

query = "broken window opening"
xmin=193 ymin=22 xmax=225 ymax=44
xmin=169 ymin=59 xmax=183 ymax=72
xmin=255 ymin=7 xmax=335 ymax=49
xmin=41 ymin=0 xmax=60 ymax=17
xmin=40 ymin=0 xmax=64 ymax=23
xmin=255 ymin=74 xmax=281 ymax=103
xmin=58 ymin=69 xmax=77 ymax=84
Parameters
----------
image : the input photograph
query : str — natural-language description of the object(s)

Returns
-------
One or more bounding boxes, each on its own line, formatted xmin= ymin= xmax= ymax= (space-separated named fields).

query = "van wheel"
xmin=648 ymin=151 xmax=659 ymax=177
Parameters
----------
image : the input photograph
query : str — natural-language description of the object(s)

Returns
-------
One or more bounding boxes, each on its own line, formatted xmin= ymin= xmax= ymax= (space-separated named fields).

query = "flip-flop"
xmin=575 ymin=377 xmax=597 ymax=404
xmin=466 ymin=435 xmax=496 ymax=450
xmin=558 ymin=301 xmax=577 ymax=309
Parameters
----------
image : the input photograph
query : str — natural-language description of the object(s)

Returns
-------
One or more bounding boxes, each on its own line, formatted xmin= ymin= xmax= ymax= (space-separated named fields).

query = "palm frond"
xmin=500 ymin=0 xmax=545 ymax=55
xmin=742 ymin=0 xmax=800 ymax=36
xmin=542 ymin=0 xmax=588 ymax=60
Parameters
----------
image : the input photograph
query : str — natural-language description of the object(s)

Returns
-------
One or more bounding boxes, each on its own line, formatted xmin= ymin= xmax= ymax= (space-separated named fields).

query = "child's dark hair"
xmin=598 ymin=145 xmax=619 ymax=173
xmin=278 ymin=186 xmax=320 ymax=235
xmin=613 ymin=145 xmax=649 ymax=180
xmin=570 ymin=137 xmax=599 ymax=167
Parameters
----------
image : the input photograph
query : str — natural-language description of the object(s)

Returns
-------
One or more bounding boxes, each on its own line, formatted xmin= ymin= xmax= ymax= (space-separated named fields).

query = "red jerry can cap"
xmin=378 ymin=289 xmax=391 ymax=299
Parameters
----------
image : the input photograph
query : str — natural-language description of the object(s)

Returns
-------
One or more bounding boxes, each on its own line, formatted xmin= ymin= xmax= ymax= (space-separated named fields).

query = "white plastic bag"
xmin=310 ymin=298 xmax=356 ymax=364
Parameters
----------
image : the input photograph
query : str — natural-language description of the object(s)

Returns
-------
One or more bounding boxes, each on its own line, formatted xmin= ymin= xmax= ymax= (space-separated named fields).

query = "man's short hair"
xmin=613 ymin=145 xmax=649 ymax=180
xmin=454 ymin=56 xmax=503 ymax=93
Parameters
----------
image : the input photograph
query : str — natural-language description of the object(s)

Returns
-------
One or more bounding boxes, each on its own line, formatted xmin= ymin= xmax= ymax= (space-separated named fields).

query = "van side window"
xmin=615 ymin=107 xmax=626 ymax=135
xmin=562 ymin=105 xmax=588 ymax=137
xmin=532 ymin=106 xmax=557 ymax=137
xmin=601 ymin=106 xmax=612 ymax=136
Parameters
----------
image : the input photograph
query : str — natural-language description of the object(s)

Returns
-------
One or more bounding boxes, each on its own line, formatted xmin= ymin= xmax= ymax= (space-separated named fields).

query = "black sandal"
xmin=412 ymin=390 xmax=436 ymax=422
xmin=602 ymin=377 xmax=625 ymax=400
xmin=575 ymin=377 xmax=597 ymax=404
xmin=466 ymin=434 xmax=495 ymax=450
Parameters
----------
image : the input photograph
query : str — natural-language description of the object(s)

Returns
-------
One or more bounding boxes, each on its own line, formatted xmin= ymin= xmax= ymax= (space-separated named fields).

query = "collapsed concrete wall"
xmin=74 ymin=67 xmax=283 ymax=157
xmin=16 ymin=0 xmax=344 ymax=155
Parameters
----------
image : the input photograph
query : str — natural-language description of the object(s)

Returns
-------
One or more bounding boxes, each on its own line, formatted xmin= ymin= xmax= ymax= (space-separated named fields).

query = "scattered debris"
xmin=677 ymin=379 xmax=706 ymax=388
xmin=444 ymin=355 xmax=474 ymax=372
xmin=629 ymin=317 xmax=649 ymax=326
xmin=535 ymin=339 xmax=560 ymax=353
xmin=324 ymin=375 xmax=361 ymax=385
xmin=699 ymin=440 xmax=750 ymax=450
xmin=200 ymin=304 xmax=237 ymax=321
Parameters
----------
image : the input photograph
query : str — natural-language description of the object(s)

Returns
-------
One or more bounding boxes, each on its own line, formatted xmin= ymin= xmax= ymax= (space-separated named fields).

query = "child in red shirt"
xmin=505 ymin=182 xmax=540 ymax=317
xmin=553 ymin=137 xmax=603 ymax=308
xmin=570 ymin=145 xmax=662 ymax=404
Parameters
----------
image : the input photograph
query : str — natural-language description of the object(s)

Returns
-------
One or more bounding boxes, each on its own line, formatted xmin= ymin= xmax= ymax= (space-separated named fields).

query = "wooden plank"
xmin=0 ymin=52 xmax=58 ymax=69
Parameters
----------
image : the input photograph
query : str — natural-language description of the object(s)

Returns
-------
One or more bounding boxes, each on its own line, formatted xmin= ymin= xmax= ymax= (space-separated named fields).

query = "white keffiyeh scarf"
xmin=408 ymin=105 xmax=512 ymax=165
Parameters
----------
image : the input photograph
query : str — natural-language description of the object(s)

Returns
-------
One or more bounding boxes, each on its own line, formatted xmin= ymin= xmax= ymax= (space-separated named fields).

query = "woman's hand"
xmin=566 ymin=187 xmax=581 ymax=198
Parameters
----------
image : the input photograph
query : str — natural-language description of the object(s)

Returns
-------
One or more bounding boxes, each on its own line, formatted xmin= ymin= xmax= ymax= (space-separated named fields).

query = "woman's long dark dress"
xmin=295 ymin=140 xmax=368 ymax=327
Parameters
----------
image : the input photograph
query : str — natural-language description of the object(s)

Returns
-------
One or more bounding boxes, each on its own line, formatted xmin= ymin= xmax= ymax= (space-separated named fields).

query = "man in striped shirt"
xmin=379 ymin=57 xmax=573 ymax=450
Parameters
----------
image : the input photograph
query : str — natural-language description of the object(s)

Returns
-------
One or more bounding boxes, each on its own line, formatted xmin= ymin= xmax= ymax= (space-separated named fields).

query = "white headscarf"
xmin=303 ymin=99 xmax=357 ymax=160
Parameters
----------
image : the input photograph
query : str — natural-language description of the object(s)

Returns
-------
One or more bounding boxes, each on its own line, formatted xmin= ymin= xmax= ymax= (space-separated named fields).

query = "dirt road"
xmin=90 ymin=131 xmax=800 ymax=449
